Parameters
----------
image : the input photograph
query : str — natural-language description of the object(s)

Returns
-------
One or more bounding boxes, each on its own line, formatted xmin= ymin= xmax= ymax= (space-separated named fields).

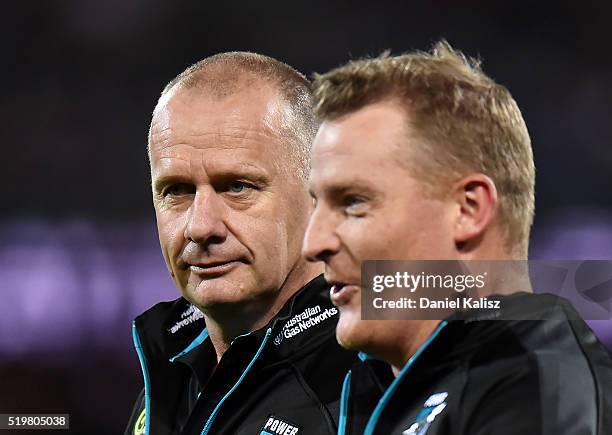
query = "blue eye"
xmin=345 ymin=196 xmax=367 ymax=216
xmin=345 ymin=196 xmax=364 ymax=209
xmin=347 ymin=197 xmax=363 ymax=206
xmin=229 ymin=182 xmax=247 ymax=193
xmin=163 ymin=183 xmax=194 ymax=197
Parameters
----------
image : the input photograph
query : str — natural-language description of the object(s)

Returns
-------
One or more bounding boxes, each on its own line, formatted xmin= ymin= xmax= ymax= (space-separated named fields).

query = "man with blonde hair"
xmin=303 ymin=42 xmax=612 ymax=434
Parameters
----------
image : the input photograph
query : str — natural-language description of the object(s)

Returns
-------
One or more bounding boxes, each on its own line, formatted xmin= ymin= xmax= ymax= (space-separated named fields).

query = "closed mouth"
xmin=187 ymin=260 xmax=243 ymax=276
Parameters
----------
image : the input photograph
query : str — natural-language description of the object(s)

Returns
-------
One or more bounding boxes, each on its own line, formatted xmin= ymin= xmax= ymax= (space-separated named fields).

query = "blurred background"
xmin=2 ymin=1 xmax=611 ymax=433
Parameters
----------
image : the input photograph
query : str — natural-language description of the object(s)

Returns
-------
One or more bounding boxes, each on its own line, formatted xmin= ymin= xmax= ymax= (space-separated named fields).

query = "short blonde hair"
xmin=313 ymin=41 xmax=535 ymax=256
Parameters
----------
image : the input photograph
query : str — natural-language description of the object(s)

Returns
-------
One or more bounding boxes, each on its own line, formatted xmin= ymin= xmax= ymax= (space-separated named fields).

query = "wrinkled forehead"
xmin=155 ymin=84 xmax=287 ymax=133
xmin=148 ymin=87 xmax=307 ymax=185
xmin=149 ymin=89 xmax=302 ymax=177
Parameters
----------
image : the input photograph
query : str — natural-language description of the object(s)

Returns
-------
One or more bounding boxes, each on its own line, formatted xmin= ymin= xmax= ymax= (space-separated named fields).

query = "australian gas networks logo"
xmin=273 ymin=305 xmax=338 ymax=345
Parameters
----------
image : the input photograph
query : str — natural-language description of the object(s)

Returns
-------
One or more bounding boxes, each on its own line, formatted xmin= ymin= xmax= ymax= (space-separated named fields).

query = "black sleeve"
xmin=461 ymin=353 xmax=597 ymax=435
xmin=124 ymin=388 xmax=145 ymax=435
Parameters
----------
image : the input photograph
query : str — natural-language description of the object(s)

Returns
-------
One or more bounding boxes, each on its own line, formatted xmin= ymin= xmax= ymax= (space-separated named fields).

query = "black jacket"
xmin=126 ymin=275 xmax=358 ymax=435
xmin=339 ymin=293 xmax=612 ymax=435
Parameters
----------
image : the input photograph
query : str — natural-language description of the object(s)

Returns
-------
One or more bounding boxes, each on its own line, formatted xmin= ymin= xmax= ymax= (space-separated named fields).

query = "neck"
xmin=205 ymin=259 xmax=323 ymax=362
xmin=387 ymin=320 xmax=441 ymax=377
xmin=458 ymin=241 xmax=532 ymax=296
xmin=385 ymin=240 xmax=525 ymax=375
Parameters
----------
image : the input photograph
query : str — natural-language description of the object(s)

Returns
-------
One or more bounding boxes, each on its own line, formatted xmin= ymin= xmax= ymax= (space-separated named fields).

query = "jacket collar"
xmin=401 ymin=292 xmax=582 ymax=371
xmin=133 ymin=274 xmax=335 ymax=364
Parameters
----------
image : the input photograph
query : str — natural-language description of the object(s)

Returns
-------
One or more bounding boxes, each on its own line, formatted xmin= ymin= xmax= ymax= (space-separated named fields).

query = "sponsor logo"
xmin=260 ymin=415 xmax=300 ymax=435
xmin=168 ymin=304 xmax=204 ymax=334
xmin=402 ymin=392 xmax=448 ymax=435
xmin=273 ymin=305 xmax=338 ymax=345
xmin=133 ymin=409 xmax=146 ymax=435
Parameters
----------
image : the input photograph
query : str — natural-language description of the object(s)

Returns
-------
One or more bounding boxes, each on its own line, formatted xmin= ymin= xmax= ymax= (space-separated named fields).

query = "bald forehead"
xmin=148 ymin=85 xmax=304 ymax=180
xmin=156 ymin=74 xmax=280 ymax=112
xmin=149 ymin=55 xmax=315 ymax=180
xmin=153 ymin=83 xmax=287 ymax=140
xmin=167 ymin=69 xmax=276 ymax=102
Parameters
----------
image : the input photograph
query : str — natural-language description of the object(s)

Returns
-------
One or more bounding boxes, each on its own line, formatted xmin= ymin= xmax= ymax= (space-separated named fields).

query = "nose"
xmin=302 ymin=206 xmax=341 ymax=263
xmin=184 ymin=187 xmax=228 ymax=246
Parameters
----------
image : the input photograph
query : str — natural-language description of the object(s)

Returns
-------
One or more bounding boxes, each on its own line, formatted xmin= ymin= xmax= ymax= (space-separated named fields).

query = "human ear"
xmin=452 ymin=174 xmax=498 ymax=249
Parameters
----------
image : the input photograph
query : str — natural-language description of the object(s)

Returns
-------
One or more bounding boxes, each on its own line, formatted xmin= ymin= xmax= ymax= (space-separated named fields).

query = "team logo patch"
xmin=133 ymin=408 xmax=146 ymax=435
xmin=402 ymin=392 xmax=448 ymax=435
xmin=260 ymin=415 xmax=301 ymax=435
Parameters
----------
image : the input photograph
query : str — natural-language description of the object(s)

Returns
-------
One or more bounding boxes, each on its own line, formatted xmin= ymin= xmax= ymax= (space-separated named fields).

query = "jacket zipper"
xmin=200 ymin=328 xmax=273 ymax=435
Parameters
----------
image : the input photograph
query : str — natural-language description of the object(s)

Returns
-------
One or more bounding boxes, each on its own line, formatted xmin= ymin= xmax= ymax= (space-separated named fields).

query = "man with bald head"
xmin=125 ymin=53 xmax=357 ymax=435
